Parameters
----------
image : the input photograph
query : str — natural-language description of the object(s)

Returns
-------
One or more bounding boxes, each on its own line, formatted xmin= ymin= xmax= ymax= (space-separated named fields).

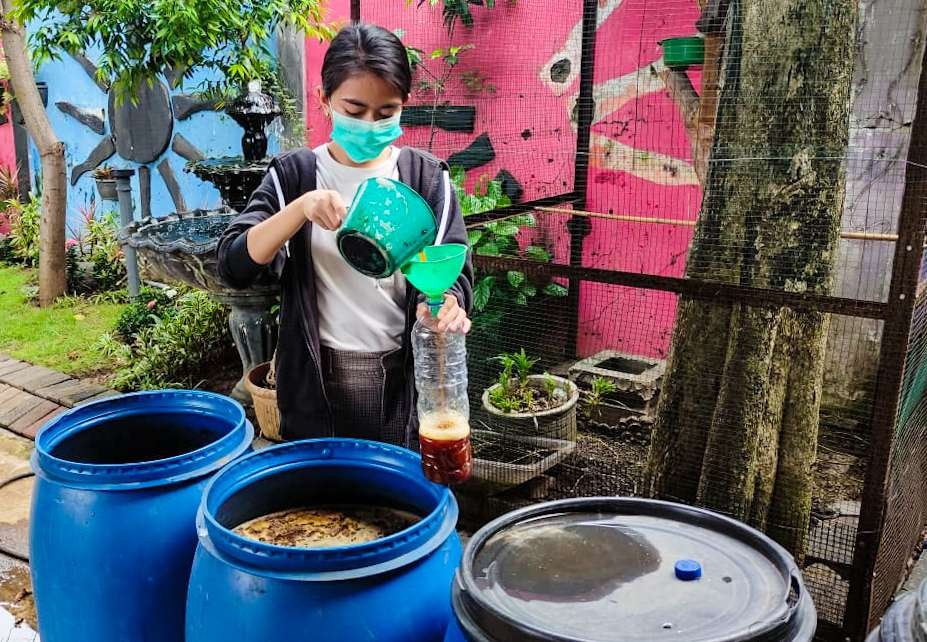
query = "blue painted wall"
xmin=29 ymin=36 xmax=281 ymax=233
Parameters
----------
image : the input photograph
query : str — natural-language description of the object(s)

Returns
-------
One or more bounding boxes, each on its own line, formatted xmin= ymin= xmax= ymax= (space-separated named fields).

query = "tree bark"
xmin=0 ymin=1 xmax=66 ymax=305
xmin=647 ymin=0 xmax=856 ymax=559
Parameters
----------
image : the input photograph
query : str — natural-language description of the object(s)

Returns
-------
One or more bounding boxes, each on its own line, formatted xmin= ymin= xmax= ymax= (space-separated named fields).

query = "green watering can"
xmin=337 ymin=177 xmax=441 ymax=279
xmin=337 ymin=175 xmax=467 ymax=310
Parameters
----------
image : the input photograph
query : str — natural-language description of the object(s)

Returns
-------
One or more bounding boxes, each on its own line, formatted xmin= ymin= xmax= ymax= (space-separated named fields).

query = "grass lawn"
xmin=0 ymin=264 xmax=124 ymax=376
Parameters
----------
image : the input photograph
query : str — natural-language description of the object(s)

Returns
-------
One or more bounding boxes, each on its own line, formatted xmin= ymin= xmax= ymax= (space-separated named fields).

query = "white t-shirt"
xmin=311 ymin=144 xmax=408 ymax=352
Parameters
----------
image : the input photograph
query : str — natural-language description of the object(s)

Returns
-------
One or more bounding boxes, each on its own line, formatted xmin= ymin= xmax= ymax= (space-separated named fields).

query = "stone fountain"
xmin=121 ymin=81 xmax=282 ymax=403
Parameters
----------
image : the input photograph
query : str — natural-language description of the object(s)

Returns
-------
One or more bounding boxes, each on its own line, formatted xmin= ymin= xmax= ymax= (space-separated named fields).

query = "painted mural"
xmin=29 ymin=39 xmax=281 ymax=232
xmin=306 ymin=0 xmax=703 ymax=359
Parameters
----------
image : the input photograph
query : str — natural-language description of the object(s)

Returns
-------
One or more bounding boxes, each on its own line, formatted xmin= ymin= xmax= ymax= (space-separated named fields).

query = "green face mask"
xmin=330 ymin=109 xmax=403 ymax=163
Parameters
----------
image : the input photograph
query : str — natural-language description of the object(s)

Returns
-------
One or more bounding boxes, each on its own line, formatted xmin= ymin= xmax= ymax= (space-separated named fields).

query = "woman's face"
xmin=320 ymin=71 xmax=406 ymax=122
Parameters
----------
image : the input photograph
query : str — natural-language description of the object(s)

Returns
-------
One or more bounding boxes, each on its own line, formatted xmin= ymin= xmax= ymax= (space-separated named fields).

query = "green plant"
xmin=487 ymin=349 xmax=567 ymax=414
xmin=67 ymin=203 xmax=126 ymax=293
xmin=110 ymin=290 xmax=231 ymax=391
xmin=409 ymin=0 xmax=499 ymax=31
xmin=15 ymin=0 xmax=336 ymax=105
xmin=582 ymin=376 xmax=618 ymax=419
xmin=451 ymin=167 xmax=510 ymax=216
xmin=6 ymin=194 xmax=41 ymax=267
xmin=92 ymin=165 xmax=114 ymax=180
xmin=402 ymin=35 xmax=476 ymax=151
xmin=451 ymin=168 xmax=567 ymax=315
xmin=113 ymin=286 xmax=177 ymax=342
xmin=0 ymin=166 xmax=20 ymax=203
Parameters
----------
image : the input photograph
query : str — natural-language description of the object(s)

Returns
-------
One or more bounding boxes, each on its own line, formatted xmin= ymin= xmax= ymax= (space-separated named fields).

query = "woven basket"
xmin=245 ymin=361 xmax=282 ymax=442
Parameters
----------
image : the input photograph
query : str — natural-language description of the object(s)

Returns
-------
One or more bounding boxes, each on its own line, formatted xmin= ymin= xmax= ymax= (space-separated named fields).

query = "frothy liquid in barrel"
xmin=233 ymin=505 xmax=420 ymax=548
xmin=419 ymin=409 xmax=472 ymax=485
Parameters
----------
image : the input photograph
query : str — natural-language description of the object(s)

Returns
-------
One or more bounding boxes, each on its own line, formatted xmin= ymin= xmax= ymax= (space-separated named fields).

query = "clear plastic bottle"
xmin=412 ymin=313 xmax=472 ymax=485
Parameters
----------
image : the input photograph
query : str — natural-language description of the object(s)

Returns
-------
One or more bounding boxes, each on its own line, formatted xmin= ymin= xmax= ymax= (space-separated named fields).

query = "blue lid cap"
xmin=675 ymin=559 xmax=702 ymax=581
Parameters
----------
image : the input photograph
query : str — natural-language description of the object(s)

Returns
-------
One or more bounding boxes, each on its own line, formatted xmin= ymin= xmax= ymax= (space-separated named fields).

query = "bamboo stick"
xmin=466 ymin=205 xmax=899 ymax=242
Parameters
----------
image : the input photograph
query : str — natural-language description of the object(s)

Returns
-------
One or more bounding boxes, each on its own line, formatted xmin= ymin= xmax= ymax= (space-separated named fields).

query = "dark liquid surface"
xmin=51 ymin=412 xmax=227 ymax=465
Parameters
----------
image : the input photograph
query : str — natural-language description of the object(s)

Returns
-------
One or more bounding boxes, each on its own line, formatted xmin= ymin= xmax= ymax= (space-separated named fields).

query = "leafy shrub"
xmin=486 ymin=349 xmax=568 ymax=414
xmin=113 ymin=286 xmax=176 ymax=342
xmin=6 ymin=194 xmax=41 ymax=267
xmin=450 ymin=167 xmax=568 ymax=328
xmin=67 ymin=203 xmax=126 ymax=293
xmin=109 ymin=291 xmax=231 ymax=391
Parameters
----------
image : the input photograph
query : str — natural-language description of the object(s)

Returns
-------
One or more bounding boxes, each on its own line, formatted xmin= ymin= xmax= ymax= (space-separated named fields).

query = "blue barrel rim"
xmin=33 ymin=389 xmax=253 ymax=490
xmin=198 ymin=438 xmax=459 ymax=581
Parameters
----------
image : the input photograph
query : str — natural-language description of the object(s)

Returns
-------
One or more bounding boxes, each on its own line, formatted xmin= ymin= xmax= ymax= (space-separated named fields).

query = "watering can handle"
xmin=435 ymin=170 xmax=452 ymax=246
xmin=269 ymin=167 xmax=290 ymax=258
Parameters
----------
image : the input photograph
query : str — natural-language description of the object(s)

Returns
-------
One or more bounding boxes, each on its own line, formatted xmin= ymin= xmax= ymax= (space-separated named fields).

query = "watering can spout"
xmin=401 ymin=244 xmax=468 ymax=315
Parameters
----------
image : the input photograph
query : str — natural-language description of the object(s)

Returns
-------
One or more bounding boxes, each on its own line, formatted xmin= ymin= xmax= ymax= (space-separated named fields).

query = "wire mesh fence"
xmin=311 ymin=0 xmax=927 ymax=638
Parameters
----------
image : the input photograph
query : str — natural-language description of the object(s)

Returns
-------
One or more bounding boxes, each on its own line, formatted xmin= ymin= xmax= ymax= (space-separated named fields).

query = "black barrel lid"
xmin=453 ymin=498 xmax=814 ymax=642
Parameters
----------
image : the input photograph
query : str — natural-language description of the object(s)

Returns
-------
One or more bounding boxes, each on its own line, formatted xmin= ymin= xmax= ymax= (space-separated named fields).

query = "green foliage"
xmin=113 ymin=286 xmax=176 ymax=342
xmin=108 ymin=290 xmax=231 ymax=391
xmin=409 ymin=0 xmax=498 ymax=31
xmin=451 ymin=167 xmax=566 ymax=316
xmin=487 ymin=349 xmax=565 ymax=414
xmin=67 ymin=203 xmax=126 ymax=293
xmin=451 ymin=166 xmax=510 ymax=216
xmin=6 ymin=194 xmax=41 ymax=267
xmin=582 ymin=376 xmax=617 ymax=418
xmin=13 ymin=0 xmax=336 ymax=104
xmin=0 ymin=166 xmax=20 ymax=203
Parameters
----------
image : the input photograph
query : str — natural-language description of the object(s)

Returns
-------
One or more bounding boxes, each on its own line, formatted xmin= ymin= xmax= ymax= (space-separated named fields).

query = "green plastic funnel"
xmin=401 ymin=243 xmax=468 ymax=313
xmin=337 ymin=177 xmax=438 ymax=279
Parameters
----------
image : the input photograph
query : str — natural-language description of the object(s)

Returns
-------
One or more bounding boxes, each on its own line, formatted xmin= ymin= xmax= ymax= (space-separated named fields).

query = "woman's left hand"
xmin=417 ymin=294 xmax=472 ymax=334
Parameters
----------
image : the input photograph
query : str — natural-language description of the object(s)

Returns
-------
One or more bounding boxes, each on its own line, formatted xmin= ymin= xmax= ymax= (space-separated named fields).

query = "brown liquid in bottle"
xmin=419 ymin=410 xmax=472 ymax=485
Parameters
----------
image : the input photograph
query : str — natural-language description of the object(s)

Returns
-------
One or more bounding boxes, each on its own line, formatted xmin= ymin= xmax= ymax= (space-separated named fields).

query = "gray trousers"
xmin=320 ymin=346 xmax=409 ymax=447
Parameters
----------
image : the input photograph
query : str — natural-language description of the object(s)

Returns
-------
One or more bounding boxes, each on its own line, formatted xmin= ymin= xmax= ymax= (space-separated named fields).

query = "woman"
xmin=217 ymin=23 xmax=473 ymax=447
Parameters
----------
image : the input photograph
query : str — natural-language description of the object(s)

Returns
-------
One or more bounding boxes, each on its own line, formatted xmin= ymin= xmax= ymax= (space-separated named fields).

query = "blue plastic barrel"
xmin=446 ymin=498 xmax=816 ymax=642
xmin=30 ymin=390 xmax=253 ymax=642
xmin=186 ymin=438 xmax=462 ymax=642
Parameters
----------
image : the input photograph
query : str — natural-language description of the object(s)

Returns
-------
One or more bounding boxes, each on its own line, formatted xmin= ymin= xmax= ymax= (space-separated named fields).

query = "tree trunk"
xmin=0 ymin=2 xmax=66 ymax=305
xmin=647 ymin=0 xmax=856 ymax=559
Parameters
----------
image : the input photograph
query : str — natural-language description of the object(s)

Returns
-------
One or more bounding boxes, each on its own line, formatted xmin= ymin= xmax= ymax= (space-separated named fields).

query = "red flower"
xmin=147 ymin=300 xmax=157 ymax=310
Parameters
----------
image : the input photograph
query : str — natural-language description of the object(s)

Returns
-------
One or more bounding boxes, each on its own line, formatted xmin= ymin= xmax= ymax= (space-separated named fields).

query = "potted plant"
xmin=93 ymin=166 xmax=118 ymax=202
xmin=245 ymin=358 xmax=282 ymax=442
xmin=481 ymin=349 xmax=580 ymax=441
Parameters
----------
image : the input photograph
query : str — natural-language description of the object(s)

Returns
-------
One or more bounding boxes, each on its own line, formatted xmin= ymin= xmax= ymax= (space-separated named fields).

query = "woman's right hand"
xmin=296 ymin=189 xmax=347 ymax=231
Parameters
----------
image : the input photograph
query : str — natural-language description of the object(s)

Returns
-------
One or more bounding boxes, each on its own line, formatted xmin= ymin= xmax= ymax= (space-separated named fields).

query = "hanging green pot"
xmin=660 ymin=36 xmax=705 ymax=70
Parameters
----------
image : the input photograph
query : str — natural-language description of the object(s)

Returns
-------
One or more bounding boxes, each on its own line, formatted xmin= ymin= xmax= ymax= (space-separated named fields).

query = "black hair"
xmin=321 ymin=23 xmax=412 ymax=98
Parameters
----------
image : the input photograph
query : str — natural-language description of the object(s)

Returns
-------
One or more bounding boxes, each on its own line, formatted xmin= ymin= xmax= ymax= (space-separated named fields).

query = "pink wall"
xmin=0 ymin=99 xmax=16 ymax=235
xmin=306 ymin=0 xmax=703 ymax=360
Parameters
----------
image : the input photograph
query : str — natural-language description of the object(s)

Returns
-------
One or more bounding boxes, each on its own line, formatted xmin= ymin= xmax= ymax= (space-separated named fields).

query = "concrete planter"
xmin=481 ymin=374 xmax=579 ymax=441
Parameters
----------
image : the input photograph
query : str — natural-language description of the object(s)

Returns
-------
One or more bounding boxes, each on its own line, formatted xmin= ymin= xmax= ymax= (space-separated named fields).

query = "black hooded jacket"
xmin=217 ymin=147 xmax=473 ymax=443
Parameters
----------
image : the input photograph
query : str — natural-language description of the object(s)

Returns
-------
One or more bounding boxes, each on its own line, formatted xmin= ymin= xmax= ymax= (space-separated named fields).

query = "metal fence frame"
xmin=348 ymin=2 xmax=927 ymax=638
